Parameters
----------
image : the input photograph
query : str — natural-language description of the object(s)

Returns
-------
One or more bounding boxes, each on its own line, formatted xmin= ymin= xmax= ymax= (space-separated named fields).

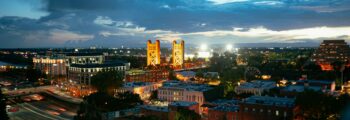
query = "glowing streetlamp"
xmin=200 ymin=44 xmax=207 ymax=51
xmin=226 ymin=44 xmax=233 ymax=51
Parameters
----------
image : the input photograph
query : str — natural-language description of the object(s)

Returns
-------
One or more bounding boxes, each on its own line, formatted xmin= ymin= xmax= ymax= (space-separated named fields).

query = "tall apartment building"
xmin=311 ymin=40 xmax=350 ymax=70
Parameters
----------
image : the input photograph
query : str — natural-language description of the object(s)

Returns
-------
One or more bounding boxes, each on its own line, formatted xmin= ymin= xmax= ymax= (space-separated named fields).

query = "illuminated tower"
xmin=172 ymin=40 xmax=185 ymax=68
xmin=147 ymin=40 xmax=161 ymax=66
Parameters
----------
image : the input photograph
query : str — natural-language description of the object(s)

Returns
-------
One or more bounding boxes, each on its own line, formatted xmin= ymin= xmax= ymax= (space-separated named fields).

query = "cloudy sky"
xmin=0 ymin=0 xmax=350 ymax=48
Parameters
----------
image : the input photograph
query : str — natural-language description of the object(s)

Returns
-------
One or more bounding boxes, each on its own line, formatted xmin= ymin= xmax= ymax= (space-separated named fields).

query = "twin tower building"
xmin=147 ymin=40 xmax=185 ymax=68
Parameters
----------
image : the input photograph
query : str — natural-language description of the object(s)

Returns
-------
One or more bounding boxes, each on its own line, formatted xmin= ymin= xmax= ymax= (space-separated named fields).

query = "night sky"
xmin=0 ymin=0 xmax=350 ymax=48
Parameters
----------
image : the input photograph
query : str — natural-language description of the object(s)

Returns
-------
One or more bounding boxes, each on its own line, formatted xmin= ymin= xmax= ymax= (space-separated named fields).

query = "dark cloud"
xmin=0 ymin=0 xmax=350 ymax=48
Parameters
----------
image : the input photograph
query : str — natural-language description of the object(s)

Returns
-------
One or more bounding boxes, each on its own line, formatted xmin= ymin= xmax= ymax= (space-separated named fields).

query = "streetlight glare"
xmin=226 ymin=44 xmax=233 ymax=51
xmin=200 ymin=44 xmax=208 ymax=51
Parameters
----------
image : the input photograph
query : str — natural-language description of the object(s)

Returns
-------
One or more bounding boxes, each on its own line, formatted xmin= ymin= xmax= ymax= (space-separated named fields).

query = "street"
xmin=8 ymin=93 xmax=79 ymax=120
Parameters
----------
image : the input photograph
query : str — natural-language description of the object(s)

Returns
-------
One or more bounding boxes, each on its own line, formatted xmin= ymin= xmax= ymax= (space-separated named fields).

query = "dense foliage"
xmin=295 ymin=90 xmax=350 ymax=119
xmin=174 ymin=108 xmax=201 ymax=120
xmin=74 ymin=91 xmax=143 ymax=120
xmin=0 ymin=89 xmax=9 ymax=120
xmin=90 ymin=71 xmax=124 ymax=95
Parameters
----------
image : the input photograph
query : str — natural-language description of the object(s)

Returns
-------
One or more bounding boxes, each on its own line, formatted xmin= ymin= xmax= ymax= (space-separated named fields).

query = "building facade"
xmin=172 ymin=40 xmax=184 ymax=68
xmin=33 ymin=56 xmax=66 ymax=76
xmin=116 ymin=82 xmax=162 ymax=100
xmin=239 ymin=96 xmax=295 ymax=120
xmin=157 ymin=80 xmax=223 ymax=113
xmin=125 ymin=69 xmax=169 ymax=82
xmin=235 ymin=80 xmax=276 ymax=96
xmin=147 ymin=40 xmax=161 ymax=66
xmin=311 ymin=40 xmax=350 ymax=70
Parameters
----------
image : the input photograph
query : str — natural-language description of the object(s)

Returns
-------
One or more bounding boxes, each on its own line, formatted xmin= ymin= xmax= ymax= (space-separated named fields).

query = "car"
xmin=22 ymin=97 xmax=31 ymax=102
xmin=7 ymin=107 xmax=19 ymax=112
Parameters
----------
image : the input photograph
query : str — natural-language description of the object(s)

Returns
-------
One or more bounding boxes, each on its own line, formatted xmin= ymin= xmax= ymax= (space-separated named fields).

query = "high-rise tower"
xmin=147 ymin=40 xmax=161 ymax=66
xmin=172 ymin=40 xmax=185 ymax=68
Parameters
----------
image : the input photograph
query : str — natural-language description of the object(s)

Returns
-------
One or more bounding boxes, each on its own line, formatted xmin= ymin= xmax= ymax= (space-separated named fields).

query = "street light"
xmin=226 ymin=44 xmax=233 ymax=51
xmin=200 ymin=44 xmax=207 ymax=51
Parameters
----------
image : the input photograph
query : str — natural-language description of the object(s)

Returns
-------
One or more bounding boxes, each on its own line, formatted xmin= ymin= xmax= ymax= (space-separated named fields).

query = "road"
xmin=8 ymin=93 xmax=79 ymax=120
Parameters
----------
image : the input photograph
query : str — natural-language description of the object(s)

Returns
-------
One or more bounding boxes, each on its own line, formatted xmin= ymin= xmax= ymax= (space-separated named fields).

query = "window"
xmin=244 ymin=107 xmax=248 ymax=112
xmin=260 ymin=109 xmax=263 ymax=112
xmin=284 ymin=111 xmax=287 ymax=117
xmin=275 ymin=110 xmax=279 ymax=116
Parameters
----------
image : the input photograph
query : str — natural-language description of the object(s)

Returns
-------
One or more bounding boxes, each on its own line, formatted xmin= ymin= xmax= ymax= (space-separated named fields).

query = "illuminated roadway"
xmin=8 ymin=93 xmax=78 ymax=120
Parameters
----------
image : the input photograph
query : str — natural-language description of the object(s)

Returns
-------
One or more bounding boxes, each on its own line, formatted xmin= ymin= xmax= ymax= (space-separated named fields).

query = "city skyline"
xmin=1 ymin=0 xmax=350 ymax=48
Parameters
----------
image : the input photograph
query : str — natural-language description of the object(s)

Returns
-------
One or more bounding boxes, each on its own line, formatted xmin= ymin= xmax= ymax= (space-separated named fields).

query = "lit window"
xmin=244 ymin=107 xmax=248 ymax=111
xmin=276 ymin=110 xmax=279 ymax=116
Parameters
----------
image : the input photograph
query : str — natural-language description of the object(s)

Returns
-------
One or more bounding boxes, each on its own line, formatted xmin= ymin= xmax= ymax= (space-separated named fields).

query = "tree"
xmin=0 ymin=89 xmax=9 ymax=120
xmin=149 ymin=90 xmax=158 ymax=101
xmin=74 ymin=91 xmax=143 ymax=120
xmin=91 ymin=71 xmax=123 ymax=95
xmin=295 ymin=90 xmax=340 ymax=120
xmin=174 ymin=108 xmax=201 ymax=120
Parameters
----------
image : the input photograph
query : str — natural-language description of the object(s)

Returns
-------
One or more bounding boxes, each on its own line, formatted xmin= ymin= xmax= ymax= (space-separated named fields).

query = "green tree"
xmin=149 ymin=90 xmax=158 ymax=101
xmin=295 ymin=90 xmax=340 ymax=120
xmin=174 ymin=108 xmax=201 ymax=120
xmin=74 ymin=91 xmax=143 ymax=120
xmin=91 ymin=71 xmax=123 ymax=95
xmin=0 ymin=89 xmax=9 ymax=120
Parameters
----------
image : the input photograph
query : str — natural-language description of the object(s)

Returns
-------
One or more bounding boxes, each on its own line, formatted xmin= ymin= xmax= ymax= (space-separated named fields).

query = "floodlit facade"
xmin=125 ymin=69 xmax=169 ymax=82
xmin=147 ymin=40 xmax=161 ymax=66
xmin=235 ymin=80 xmax=276 ymax=96
xmin=157 ymin=80 xmax=223 ymax=113
xmin=116 ymin=82 xmax=162 ymax=100
xmin=311 ymin=40 xmax=350 ymax=70
xmin=172 ymin=40 xmax=184 ymax=68
xmin=33 ymin=56 xmax=66 ymax=76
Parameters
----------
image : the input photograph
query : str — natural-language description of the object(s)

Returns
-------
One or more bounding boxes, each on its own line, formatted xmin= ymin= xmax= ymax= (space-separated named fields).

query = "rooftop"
xmin=140 ymin=105 xmax=168 ymax=112
xmin=169 ymin=101 xmax=198 ymax=107
xmin=65 ymin=52 xmax=103 ymax=56
xmin=175 ymin=71 xmax=196 ymax=77
xmin=210 ymin=105 xmax=239 ymax=112
xmin=243 ymin=96 xmax=295 ymax=107
xmin=282 ymin=85 xmax=322 ymax=92
xmin=70 ymin=61 xmax=127 ymax=68
xmin=123 ymin=82 xmax=153 ymax=88
xmin=237 ymin=80 xmax=276 ymax=89
xmin=161 ymin=80 xmax=213 ymax=92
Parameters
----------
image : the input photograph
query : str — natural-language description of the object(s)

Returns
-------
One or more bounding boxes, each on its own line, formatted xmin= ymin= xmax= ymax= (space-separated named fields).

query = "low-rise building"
xmin=175 ymin=71 xmax=196 ymax=81
xmin=239 ymin=96 xmax=295 ymax=120
xmin=157 ymin=80 xmax=223 ymax=113
xmin=206 ymin=99 xmax=239 ymax=120
xmin=125 ymin=69 xmax=169 ymax=82
xmin=67 ymin=61 xmax=130 ymax=96
xmin=235 ymin=80 xmax=276 ymax=95
xmin=140 ymin=105 xmax=169 ymax=120
xmin=281 ymin=80 xmax=336 ymax=96
xmin=116 ymin=82 xmax=162 ymax=100
xmin=168 ymin=101 xmax=199 ymax=120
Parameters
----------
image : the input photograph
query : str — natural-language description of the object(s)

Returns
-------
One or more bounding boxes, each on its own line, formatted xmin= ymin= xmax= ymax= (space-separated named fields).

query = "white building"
xmin=235 ymin=80 xmax=276 ymax=95
xmin=116 ymin=82 xmax=162 ymax=100
xmin=157 ymin=80 xmax=222 ymax=109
